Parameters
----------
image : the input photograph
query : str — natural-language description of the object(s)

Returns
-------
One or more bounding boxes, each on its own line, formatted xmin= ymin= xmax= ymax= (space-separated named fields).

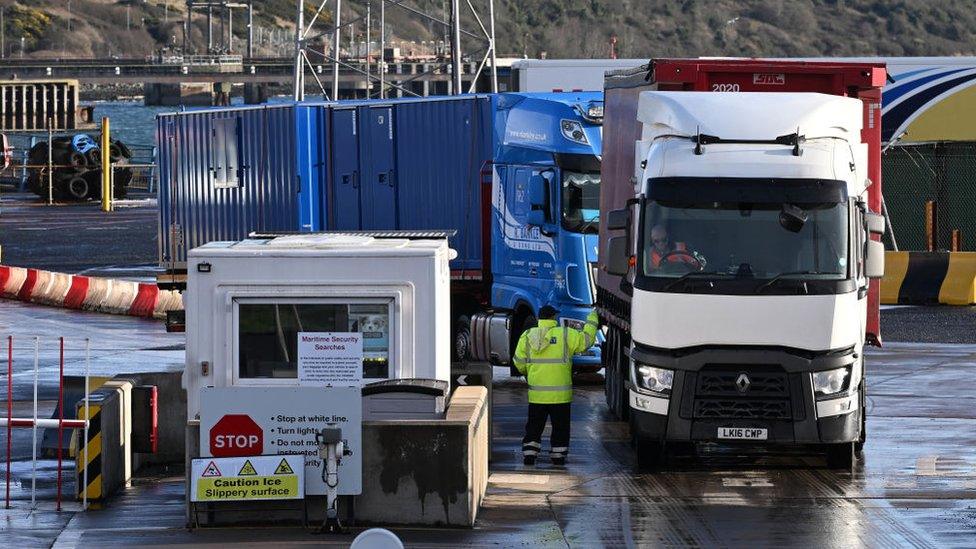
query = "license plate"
xmin=718 ymin=427 xmax=768 ymax=440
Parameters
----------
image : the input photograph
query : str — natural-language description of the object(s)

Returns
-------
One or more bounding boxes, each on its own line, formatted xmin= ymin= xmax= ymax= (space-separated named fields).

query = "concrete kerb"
xmin=0 ymin=264 xmax=183 ymax=320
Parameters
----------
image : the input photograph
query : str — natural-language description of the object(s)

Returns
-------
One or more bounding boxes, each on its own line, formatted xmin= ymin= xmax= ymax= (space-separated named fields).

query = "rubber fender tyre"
xmin=65 ymin=176 xmax=90 ymax=201
xmin=114 ymin=140 xmax=132 ymax=159
xmin=85 ymin=149 xmax=101 ymax=166
xmin=108 ymin=144 xmax=123 ymax=163
xmin=825 ymin=441 xmax=855 ymax=470
xmin=68 ymin=151 xmax=86 ymax=167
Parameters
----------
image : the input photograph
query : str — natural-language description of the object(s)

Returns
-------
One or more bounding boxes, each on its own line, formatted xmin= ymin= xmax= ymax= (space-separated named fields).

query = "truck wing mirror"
xmin=528 ymin=174 xmax=547 ymax=207
xmin=866 ymin=212 xmax=885 ymax=235
xmin=865 ymin=240 xmax=885 ymax=279
xmin=606 ymin=236 xmax=630 ymax=276
xmin=606 ymin=209 xmax=630 ymax=231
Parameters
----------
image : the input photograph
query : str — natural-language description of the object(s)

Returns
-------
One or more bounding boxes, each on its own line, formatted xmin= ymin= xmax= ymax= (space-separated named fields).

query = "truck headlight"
xmin=635 ymin=364 xmax=673 ymax=395
xmin=812 ymin=366 xmax=851 ymax=397
xmin=560 ymin=119 xmax=588 ymax=144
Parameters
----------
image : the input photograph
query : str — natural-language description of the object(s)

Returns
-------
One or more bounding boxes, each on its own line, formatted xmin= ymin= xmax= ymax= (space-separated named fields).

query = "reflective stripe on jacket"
xmin=512 ymin=310 xmax=599 ymax=404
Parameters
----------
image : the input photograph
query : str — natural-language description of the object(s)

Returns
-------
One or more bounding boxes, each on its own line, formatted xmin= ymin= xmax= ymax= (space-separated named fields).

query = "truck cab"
xmin=603 ymin=91 xmax=885 ymax=468
xmin=483 ymin=92 xmax=604 ymax=370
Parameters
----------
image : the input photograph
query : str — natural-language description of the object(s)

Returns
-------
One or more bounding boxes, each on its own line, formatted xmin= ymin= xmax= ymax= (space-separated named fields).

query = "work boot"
xmin=523 ymin=455 xmax=536 ymax=466
xmin=551 ymin=456 xmax=566 ymax=466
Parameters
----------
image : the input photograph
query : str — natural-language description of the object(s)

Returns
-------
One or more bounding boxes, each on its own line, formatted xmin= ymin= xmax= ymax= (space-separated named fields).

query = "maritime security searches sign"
xmin=190 ymin=455 xmax=304 ymax=502
xmin=200 ymin=387 xmax=362 ymax=495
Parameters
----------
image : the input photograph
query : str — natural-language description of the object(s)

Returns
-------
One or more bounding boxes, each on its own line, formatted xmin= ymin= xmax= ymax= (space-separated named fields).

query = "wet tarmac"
xmin=0 ymin=192 xmax=159 ymax=278
xmin=0 ymin=302 xmax=975 ymax=546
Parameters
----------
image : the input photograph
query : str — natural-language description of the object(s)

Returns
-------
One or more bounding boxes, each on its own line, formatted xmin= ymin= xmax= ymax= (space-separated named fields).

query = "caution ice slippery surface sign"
xmin=190 ymin=455 xmax=304 ymax=502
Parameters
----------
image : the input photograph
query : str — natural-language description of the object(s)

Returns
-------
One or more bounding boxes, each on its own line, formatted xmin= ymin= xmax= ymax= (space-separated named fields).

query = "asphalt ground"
xmin=0 ymin=191 xmax=159 ymax=279
xmin=0 ymin=301 xmax=974 ymax=547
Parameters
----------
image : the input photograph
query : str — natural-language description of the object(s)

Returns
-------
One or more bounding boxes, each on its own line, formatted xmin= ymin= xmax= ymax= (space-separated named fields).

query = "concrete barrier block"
xmin=356 ymin=386 xmax=488 ymax=527
xmin=0 ymin=266 xmax=27 ymax=298
xmin=939 ymin=252 xmax=976 ymax=305
xmin=882 ymin=251 xmax=976 ymax=305
xmin=881 ymin=251 xmax=910 ymax=304
xmin=82 ymin=277 xmax=110 ymax=311
xmin=36 ymin=271 xmax=71 ymax=306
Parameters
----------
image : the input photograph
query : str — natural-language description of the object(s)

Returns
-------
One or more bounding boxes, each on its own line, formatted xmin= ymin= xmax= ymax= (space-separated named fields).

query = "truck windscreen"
xmin=561 ymin=170 xmax=600 ymax=234
xmin=638 ymin=178 xmax=851 ymax=294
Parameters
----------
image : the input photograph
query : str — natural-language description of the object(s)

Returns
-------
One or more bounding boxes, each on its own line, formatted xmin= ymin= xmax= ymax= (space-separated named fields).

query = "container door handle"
xmin=352 ymin=171 xmax=359 ymax=189
xmin=386 ymin=169 xmax=395 ymax=187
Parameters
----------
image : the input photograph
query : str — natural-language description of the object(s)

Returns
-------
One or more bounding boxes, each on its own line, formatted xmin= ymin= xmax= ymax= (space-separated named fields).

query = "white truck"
xmin=598 ymin=87 xmax=886 ymax=469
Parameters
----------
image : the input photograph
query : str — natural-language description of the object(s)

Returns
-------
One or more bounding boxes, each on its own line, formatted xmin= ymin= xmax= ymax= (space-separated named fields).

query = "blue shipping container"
xmin=157 ymin=104 xmax=301 ymax=268
xmin=157 ymin=96 xmax=494 ymax=272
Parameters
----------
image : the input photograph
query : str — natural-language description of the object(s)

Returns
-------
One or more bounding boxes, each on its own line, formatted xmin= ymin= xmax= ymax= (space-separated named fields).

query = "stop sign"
xmin=209 ymin=414 xmax=263 ymax=457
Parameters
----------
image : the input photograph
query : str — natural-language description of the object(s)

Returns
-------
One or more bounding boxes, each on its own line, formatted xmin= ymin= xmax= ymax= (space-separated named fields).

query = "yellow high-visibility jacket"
xmin=513 ymin=310 xmax=599 ymax=404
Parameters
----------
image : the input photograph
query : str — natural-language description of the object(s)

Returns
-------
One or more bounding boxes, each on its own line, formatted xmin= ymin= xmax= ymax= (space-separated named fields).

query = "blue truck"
xmin=157 ymin=92 xmax=603 ymax=370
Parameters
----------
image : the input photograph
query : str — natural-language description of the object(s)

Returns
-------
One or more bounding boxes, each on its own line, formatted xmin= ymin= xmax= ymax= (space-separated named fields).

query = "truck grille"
xmin=697 ymin=369 xmax=789 ymax=397
xmin=694 ymin=398 xmax=791 ymax=420
xmin=690 ymin=366 xmax=793 ymax=420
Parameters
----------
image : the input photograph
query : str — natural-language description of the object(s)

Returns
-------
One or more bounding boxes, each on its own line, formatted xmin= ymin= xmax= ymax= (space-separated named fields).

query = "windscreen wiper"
xmin=662 ymin=271 xmax=733 ymax=291
xmin=755 ymin=271 xmax=835 ymax=294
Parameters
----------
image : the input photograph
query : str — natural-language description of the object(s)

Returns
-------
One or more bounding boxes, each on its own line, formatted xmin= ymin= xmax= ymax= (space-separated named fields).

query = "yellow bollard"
xmin=100 ymin=117 xmax=112 ymax=212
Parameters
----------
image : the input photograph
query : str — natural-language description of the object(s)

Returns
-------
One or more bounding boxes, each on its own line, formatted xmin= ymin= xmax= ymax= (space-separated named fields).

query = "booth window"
xmin=237 ymin=302 xmax=391 ymax=380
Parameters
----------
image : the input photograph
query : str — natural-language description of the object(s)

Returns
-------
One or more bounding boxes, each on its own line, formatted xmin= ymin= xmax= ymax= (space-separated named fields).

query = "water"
xmin=86 ymin=95 xmax=301 ymax=149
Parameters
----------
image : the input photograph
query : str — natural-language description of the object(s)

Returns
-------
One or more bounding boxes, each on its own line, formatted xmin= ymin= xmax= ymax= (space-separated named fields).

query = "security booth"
xmin=183 ymin=232 xmax=459 ymax=528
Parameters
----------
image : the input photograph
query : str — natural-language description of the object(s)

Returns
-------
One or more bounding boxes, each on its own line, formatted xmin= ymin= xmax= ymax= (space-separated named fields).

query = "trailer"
xmin=598 ymin=59 xmax=887 ymax=469
xmin=157 ymin=93 xmax=605 ymax=370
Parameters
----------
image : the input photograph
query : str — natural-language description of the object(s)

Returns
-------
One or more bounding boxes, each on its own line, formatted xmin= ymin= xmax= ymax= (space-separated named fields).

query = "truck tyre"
xmin=855 ymin=382 xmax=866 ymax=458
xmin=825 ymin=442 xmax=855 ymax=470
xmin=604 ymin=328 xmax=616 ymax=410
xmin=453 ymin=315 xmax=471 ymax=363
xmin=634 ymin=434 xmax=665 ymax=471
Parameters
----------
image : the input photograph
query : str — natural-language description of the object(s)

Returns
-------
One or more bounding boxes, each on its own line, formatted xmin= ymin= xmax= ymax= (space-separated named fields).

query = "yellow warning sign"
xmin=238 ymin=460 xmax=258 ymax=476
xmin=191 ymin=455 xmax=304 ymax=502
xmin=274 ymin=458 xmax=295 ymax=475
xmin=201 ymin=461 xmax=222 ymax=477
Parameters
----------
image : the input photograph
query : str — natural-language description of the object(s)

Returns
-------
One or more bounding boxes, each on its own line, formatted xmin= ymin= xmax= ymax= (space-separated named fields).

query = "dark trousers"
xmin=522 ymin=403 xmax=571 ymax=459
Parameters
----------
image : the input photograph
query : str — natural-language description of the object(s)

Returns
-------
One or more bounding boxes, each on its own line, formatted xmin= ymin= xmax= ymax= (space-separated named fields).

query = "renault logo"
xmin=735 ymin=373 xmax=751 ymax=393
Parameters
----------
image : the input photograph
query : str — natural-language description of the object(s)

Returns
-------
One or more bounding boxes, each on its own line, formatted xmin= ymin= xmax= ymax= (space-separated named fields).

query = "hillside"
xmin=1 ymin=0 xmax=975 ymax=59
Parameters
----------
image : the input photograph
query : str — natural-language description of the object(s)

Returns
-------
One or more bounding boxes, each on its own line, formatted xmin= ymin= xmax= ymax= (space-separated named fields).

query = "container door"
xmin=361 ymin=106 xmax=397 ymax=229
xmin=331 ymin=108 xmax=361 ymax=230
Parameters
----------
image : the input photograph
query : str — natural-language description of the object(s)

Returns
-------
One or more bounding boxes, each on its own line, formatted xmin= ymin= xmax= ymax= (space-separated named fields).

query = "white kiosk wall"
xmin=183 ymin=234 xmax=453 ymax=420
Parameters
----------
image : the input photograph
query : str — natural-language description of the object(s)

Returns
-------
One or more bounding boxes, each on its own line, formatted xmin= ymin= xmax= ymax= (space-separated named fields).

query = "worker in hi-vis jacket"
xmin=513 ymin=305 xmax=599 ymax=466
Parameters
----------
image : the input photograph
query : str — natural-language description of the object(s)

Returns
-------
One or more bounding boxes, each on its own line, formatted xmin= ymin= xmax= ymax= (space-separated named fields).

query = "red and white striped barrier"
xmin=0 ymin=265 xmax=182 ymax=319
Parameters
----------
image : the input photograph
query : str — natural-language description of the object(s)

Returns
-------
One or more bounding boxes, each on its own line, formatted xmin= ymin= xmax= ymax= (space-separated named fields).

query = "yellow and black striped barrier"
xmin=881 ymin=251 xmax=976 ymax=305
xmin=75 ymin=399 xmax=103 ymax=501
xmin=75 ymin=387 xmax=123 ymax=505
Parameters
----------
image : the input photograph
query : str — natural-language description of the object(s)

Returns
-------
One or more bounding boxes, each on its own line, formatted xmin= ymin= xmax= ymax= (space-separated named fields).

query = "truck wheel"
xmin=825 ymin=442 xmax=855 ymax=470
xmin=855 ymin=382 xmax=866 ymax=458
xmin=634 ymin=434 xmax=665 ymax=471
xmin=453 ymin=315 xmax=471 ymax=363
xmin=604 ymin=328 xmax=616 ymax=411
xmin=612 ymin=327 xmax=629 ymax=421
